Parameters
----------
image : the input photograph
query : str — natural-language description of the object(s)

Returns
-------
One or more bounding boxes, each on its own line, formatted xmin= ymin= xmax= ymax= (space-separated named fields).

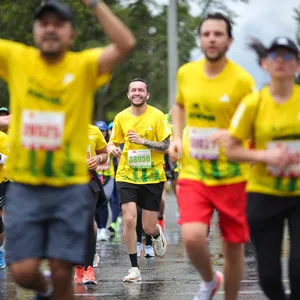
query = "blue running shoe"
xmin=0 ymin=249 xmax=6 ymax=269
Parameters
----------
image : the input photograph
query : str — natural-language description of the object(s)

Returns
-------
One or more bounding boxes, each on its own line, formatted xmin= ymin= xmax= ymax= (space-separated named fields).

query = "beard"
xmin=203 ymin=46 xmax=228 ymax=62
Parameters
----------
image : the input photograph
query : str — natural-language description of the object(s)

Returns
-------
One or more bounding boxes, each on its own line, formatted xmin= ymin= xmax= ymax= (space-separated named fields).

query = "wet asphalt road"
xmin=0 ymin=191 xmax=291 ymax=299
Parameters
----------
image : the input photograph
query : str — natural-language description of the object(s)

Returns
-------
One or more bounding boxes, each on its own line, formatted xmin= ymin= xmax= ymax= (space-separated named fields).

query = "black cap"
xmin=0 ymin=107 xmax=9 ymax=115
xmin=268 ymin=37 xmax=300 ymax=58
xmin=35 ymin=1 xmax=73 ymax=23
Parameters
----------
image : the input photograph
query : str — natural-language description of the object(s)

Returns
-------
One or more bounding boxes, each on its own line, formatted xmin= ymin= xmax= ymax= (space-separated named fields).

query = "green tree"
xmin=295 ymin=6 xmax=300 ymax=85
xmin=0 ymin=0 xmax=249 ymax=120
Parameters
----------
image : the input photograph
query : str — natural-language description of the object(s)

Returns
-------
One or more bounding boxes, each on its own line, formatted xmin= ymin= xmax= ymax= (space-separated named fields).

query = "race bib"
xmin=128 ymin=149 xmax=151 ymax=169
xmin=21 ymin=110 xmax=65 ymax=151
xmin=188 ymin=127 xmax=219 ymax=160
xmin=267 ymin=140 xmax=300 ymax=177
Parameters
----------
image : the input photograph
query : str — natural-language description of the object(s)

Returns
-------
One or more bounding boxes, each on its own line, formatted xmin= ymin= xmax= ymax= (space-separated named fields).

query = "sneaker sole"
xmin=123 ymin=276 xmax=142 ymax=283
xmin=0 ymin=264 xmax=6 ymax=269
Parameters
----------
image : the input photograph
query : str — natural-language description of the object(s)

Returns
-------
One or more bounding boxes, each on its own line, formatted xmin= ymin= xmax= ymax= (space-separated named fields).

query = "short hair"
xmin=198 ymin=13 xmax=233 ymax=38
xmin=128 ymin=78 xmax=149 ymax=92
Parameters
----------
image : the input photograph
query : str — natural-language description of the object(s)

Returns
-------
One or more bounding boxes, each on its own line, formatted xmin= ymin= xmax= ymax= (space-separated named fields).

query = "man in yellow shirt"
xmin=108 ymin=78 xmax=171 ymax=282
xmin=169 ymin=13 xmax=256 ymax=300
xmin=74 ymin=124 xmax=108 ymax=286
xmin=0 ymin=1 xmax=135 ymax=299
xmin=0 ymin=131 xmax=9 ymax=269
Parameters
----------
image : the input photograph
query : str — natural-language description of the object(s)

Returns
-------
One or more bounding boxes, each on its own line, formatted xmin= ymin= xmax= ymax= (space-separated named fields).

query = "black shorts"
xmin=164 ymin=153 xmax=178 ymax=181
xmin=0 ymin=180 xmax=10 ymax=209
xmin=117 ymin=181 xmax=164 ymax=211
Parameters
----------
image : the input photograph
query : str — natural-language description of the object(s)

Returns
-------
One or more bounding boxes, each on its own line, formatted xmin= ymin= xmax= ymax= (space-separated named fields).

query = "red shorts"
xmin=177 ymin=179 xmax=249 ymax=244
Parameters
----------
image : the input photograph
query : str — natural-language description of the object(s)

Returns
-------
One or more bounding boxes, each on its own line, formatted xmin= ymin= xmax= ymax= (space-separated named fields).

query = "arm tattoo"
xmin=143 ymin=136 xmax=170 ymax=152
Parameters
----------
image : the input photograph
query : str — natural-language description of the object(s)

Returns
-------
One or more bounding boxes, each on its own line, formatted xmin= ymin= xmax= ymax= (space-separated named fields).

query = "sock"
xmin=152 ymin=233 xmax=160 ymax=239
xmin=145 ymin=235 xmax=152 ymax=246
xmin=204 ymin=273 xmax=217 ymax=288
xmin=129 ymin=253 xmax=139 ymax=268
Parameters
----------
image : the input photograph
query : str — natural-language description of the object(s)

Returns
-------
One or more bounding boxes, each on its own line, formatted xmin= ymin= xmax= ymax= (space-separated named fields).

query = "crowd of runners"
xmin=0 ymin=0 xmax=299 ymax=300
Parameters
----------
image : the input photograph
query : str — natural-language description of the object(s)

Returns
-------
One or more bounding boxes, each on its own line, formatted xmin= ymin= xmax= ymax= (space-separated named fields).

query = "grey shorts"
xmin=5 ymin=183 xmax=93 ymax=265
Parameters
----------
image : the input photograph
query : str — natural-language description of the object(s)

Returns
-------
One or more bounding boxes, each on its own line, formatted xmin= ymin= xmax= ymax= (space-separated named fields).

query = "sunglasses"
xmin=268 ymin=51 xmax=296 ymax=61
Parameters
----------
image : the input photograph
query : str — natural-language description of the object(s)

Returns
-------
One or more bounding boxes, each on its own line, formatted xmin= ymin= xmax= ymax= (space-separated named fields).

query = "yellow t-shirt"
xmin=229 ymin=85 xmax=300 ymax=196
xmin=110 ymin=105 xmax=171 ymax=184
xmin=98 ymin=156 xmax=115 ymax=178
xmin=0 ymin=131 xmax=9 ymax=182
xmin=176 ymin=59 xmax=256 ymax=185
xmin=0 ymin=39 xmax=110 ymax=186
xmin=87 ymin=124 xmax=107 ymax=159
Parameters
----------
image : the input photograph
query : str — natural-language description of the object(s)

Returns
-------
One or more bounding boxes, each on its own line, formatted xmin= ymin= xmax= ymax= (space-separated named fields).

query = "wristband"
xmin=98 ymin=155 xmax=103 ymax=164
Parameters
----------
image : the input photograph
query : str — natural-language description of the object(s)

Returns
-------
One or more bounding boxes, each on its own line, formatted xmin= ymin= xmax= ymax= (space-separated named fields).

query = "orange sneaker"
xmin=157 ymin=217 xmax=165 ymax=231
xmin=74 ymin=265 xmax=84 ymax=285
xmin=83 ymin=266 xmax=97 ymax=285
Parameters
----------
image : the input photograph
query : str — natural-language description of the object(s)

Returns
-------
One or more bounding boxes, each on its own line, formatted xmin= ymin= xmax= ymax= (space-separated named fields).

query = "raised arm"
xmin=82 ymin=0 xmax=136 ymax=75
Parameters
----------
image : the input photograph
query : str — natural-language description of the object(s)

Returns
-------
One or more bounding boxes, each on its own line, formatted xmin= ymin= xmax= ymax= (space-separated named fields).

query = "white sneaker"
xmin=193 ymin=271 xmax=223 ymax=300
xmin=93 ymin=253 xmax=100 ymax=268
xmin=97 ymin=228 xmax=109 ymax=241
xmin=122 ymin=267 xmax=142 ymax=283
xmin=136 ymin=242 xmax=143 ymax=257
xmin=151 ymin=224 xmax=167 ymax=257
xmin=144 ymin=245 xmax=155 ymax=258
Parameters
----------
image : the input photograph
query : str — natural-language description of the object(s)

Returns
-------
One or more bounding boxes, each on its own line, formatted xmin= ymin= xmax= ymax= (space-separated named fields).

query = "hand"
xmin=108 ymin=145 xmax=122 ymax=158
xmin=128 ymin=130 xmax=144 ymax=145
xmin=265 ymin=145 xmax=292 ymax=168
xmin=87 ymin=155 xmax=99 ymax=170
xmin=169 ymin=138 xmax=182 ymax=162
xmin=208 ymin=129 xmax=230 ymax=145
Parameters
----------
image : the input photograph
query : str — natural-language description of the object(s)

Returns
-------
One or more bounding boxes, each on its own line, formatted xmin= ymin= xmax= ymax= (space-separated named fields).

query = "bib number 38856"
xmin=21 ymin=110 xmax=65 ymax=151
xmin=128 ymin=149 xmax=151 ymax=169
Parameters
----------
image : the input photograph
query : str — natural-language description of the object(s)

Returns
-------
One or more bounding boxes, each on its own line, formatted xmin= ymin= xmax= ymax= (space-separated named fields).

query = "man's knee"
xmin=181 ymin=224 xmax=207 ymax=248
xmin=10 ymin=260 xmax=40 ymax=288
xmin=50 ymin=260 xmax=73 ymax=282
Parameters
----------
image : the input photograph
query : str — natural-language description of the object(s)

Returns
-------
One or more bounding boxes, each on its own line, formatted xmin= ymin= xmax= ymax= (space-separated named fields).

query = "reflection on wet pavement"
xmin=0 ymin=194 xmax=291 ymax=299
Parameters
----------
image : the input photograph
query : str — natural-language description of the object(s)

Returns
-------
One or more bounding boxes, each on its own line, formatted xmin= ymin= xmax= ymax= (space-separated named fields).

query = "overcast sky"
xmin=189 ymin=0 xmax=300 ymax=87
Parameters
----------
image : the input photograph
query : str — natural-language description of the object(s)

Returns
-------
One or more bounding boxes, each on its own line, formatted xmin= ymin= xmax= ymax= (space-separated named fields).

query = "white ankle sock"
xmin=204 ymin=273 xmax=217 ymax=288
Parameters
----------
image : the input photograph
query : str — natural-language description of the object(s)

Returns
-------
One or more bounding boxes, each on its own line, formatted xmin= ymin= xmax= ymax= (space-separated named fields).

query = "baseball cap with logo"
xmin=95 ymin=121 xmax=108 ymax=131
xmin=268 ymin=37 xmax=300 ymax=59
xmin=34 ymin=0 xmax=73 ymax=24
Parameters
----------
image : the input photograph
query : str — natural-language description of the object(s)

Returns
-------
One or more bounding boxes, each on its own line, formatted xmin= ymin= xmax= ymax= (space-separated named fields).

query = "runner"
xmin=106 ymin=121 xmax=122 ymax=237
xmin=0 ymin=130 xmax=9 ymax=269
xmin=226 ymin=37 xmax=300 ymax=300
xmin=74 ymin=124 xmax=108 ymax=285
xmin=108 ymin=78 xmax=170 ymax=282
xmin=169 ymin=13 xmax=256 ymax=300
xmin=0 ymin=0 xmax=135 ymax=299
xmin=94 ymin=120 xmax=114 ymax=242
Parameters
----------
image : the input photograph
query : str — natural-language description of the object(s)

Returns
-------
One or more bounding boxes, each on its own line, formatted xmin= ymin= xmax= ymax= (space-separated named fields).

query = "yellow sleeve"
xmin=156 ymin=113 xmax=171 ymax=142
xmin=229 ymin=92 xmax=260 ymax=141
xmin=109 ymin=115 xmax=124 ymax=146
xmin=96 ymin=130 xmax=107 ymax=151
xmin=81 ymin=48 xmax=111 ymax=90
xmin=176 ymin=67 xmax=184 ymax=106
xmin=0 ymin=39 xmax=20 ymax=81
xmin=242 ymin=73 xmax=258 ymax=95
xmin=0 ymin=133 xmax=9 ymax=156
